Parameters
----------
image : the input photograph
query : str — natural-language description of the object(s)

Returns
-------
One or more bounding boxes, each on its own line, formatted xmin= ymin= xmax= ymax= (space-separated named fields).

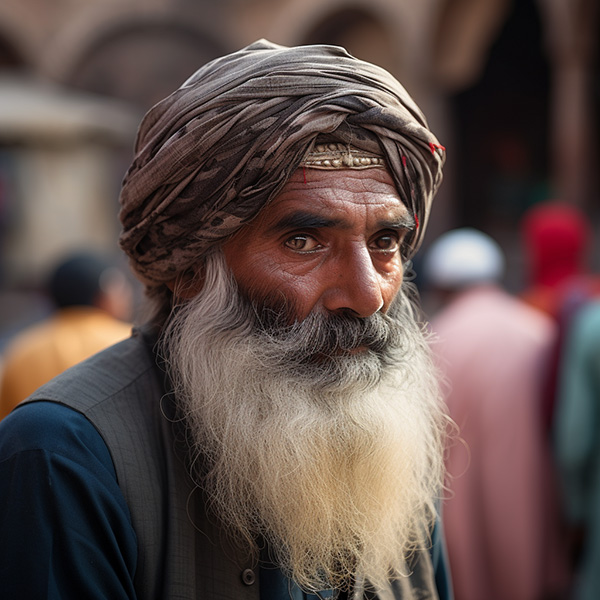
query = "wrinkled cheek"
xmin=242 ymin=285 xmax=303 ymax=329
xmin=238 ymin=264 xmax=316 ymax=318
xmin=381 ymin=272 xmax=405 ymax=312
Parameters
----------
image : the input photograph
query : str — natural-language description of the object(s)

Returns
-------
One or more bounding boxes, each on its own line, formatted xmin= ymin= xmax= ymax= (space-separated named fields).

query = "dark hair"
xmin=48 ymin=252 xmax=117 ymax=308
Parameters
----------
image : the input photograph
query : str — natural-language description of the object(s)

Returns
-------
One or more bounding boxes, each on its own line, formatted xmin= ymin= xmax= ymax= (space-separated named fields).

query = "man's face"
xmin=164 ymin=207 xmax=444 ymax=590
xmin=222 ymin=168 xmax=414 ymax=322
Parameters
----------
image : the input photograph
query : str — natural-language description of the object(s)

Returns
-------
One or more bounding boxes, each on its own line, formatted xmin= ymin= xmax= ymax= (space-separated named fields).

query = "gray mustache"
xmin=254 ymin=303 xmax=400 ymax=360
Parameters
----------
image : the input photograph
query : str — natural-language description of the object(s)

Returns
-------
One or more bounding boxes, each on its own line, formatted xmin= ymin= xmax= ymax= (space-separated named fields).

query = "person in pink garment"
xmin=423 ymin=228 xmax=570 ymax=600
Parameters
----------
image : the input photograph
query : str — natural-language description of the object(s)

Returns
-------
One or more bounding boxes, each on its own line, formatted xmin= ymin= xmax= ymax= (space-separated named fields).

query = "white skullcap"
xmin=423 ymin=228 xmax=505 ymax=289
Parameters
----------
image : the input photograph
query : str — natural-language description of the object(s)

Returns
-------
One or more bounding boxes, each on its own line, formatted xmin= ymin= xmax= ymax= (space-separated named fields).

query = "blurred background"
xmin=0 ymin=0 xmax=598 ymax=338
xmin=1 ymin=3 xmax=599 ymax=596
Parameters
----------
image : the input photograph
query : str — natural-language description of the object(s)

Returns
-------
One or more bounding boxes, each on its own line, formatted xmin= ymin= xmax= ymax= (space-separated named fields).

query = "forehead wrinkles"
xmin=287 ymin=167 xmax=399 ymax=194
xmin=269 ymin=169 xmax=406 ymax=217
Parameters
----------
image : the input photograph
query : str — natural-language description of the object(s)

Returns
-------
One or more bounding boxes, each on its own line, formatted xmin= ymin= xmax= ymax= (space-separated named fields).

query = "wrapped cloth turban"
xmin=119 ymin=39 xmax=445 ymax=289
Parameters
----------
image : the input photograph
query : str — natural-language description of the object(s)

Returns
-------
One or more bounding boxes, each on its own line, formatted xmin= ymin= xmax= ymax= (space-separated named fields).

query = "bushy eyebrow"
xmin=378 ymin=213 xmax=416 ymax=231
xmin=268 ymin=210 xmax=415 ymax=234
xmin=267 ymin=211 xmax=341 ymax=233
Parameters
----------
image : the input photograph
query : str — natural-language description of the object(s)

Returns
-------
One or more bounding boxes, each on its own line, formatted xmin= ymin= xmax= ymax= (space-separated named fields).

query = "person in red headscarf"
xmin=520 ymin=202 xmax=600 ymax=429
xmin=521 ymin=203 xmax=600 ymax=589
xmin=521 ymin=201 xmax=600 ymax=320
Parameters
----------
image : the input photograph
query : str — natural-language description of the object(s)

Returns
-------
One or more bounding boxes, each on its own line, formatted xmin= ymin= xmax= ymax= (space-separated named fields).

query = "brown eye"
xmin=371 ymin=233 xmax=400 ymax=252
xmin=284 ymin=235 xmax=320 ymax=252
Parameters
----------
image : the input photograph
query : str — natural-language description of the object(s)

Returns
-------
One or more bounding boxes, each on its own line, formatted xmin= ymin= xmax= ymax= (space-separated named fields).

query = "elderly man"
xmin=0 ymin=41 xmax=449 ymax=599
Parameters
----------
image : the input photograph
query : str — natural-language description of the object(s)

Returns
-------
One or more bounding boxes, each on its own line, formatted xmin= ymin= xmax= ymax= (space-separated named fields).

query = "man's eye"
xmin=284 ymin=234 xmax=320 ymax=252
xmin=371 ymin=233 xmax=400 ymax=252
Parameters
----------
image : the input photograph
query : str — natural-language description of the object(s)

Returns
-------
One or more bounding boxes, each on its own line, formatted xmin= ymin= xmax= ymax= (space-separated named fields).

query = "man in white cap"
xmin=424 ymin=228 xmax=569 ymax=600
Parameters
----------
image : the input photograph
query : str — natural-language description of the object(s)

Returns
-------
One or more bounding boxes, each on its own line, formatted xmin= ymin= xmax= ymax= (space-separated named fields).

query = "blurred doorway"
xmin=450 ymin=0 xmax=551 ymax=234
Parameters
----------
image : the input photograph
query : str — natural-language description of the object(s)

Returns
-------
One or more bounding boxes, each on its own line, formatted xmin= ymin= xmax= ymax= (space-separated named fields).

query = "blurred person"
xmin=520 ymin=201 xmax=600 ymax=320
xmin=520 ymin=201 xmax=600 ymax=430
xmin=554 ymin=301 xmax=600 ymax=600
xmin=0 ymin=251 xmax=133 ymax=419
xmin=0 ymin=41 xmax=452 ymax=599
xmin=425 ymin=228 xmax=569 ymax=600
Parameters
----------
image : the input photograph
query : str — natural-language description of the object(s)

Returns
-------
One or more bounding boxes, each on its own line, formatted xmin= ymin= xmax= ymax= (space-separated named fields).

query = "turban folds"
xmin=119 ymin=39 xmax=445 ymax=288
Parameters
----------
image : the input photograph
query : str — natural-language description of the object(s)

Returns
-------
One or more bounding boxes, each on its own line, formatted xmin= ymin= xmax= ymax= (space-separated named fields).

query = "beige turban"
xmin=119 ymin=39 xmax=445 ymax=288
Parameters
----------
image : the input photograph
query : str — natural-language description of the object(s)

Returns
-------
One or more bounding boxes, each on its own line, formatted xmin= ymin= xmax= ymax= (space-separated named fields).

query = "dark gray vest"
xmin=27 ymin=329 xmax=439 ymax=600
xmin=28 ymin=329 xmax=259 ymax=600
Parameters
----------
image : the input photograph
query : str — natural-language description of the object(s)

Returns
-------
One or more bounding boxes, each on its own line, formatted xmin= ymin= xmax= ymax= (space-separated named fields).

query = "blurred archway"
xmin=64 ymin=19 xmax=228 ymax=111
xmin=0 ymin=33 xmax=26 ymax=70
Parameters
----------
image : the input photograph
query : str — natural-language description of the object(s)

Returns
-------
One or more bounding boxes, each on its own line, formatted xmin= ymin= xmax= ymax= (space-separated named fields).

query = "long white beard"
xmin=161 ymin=252 xmax=447 ymax=594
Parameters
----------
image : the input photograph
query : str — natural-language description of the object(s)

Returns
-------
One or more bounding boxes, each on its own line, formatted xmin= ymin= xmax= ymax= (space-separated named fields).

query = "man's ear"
xmin=167 ymin=266 xmax=205 ymax=300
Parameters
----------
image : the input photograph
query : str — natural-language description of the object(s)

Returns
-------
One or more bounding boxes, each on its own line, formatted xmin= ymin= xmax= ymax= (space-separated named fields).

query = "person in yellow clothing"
xmin=0 ymin=252 xmax=133 ymax=419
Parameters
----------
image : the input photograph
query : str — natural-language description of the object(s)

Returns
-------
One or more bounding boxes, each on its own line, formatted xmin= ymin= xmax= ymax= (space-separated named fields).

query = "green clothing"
xmin=555 ymin=301 xmax=600 ymax=600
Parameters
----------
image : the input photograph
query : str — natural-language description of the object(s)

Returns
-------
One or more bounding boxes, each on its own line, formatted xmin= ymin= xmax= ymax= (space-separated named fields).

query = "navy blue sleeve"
xmin=430 ymin=515 xmax=454 ymax=600
xmin=0 ymin=402 xmax=138 ymax=599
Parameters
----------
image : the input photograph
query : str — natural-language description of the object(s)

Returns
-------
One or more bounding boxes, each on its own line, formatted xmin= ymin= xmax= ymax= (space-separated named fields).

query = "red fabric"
xmin=521 ymin=202 xmax=600 ymax=431
xmin=522 ymin=202 xmax=590 ymax=289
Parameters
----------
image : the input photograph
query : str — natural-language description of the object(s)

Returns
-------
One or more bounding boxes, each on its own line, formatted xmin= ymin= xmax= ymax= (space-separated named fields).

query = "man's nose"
xmin=321 ymin=247 xmax=389 ymax=318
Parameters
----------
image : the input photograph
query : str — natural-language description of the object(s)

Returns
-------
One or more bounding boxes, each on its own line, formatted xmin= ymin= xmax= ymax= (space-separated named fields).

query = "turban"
xmin=119 ymin=39 xmax=445 ymax=288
